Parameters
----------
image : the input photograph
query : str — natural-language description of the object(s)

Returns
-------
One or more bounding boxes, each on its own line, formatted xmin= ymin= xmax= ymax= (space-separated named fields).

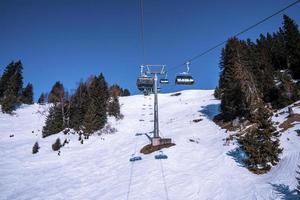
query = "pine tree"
xmin=215 ymin=15 xmax=300 ymax=174
xmin=1 ymin=87 xmax=18 ymax=113
xmin=282 ymin=15 xmax=300 ymax=79
xmin=109 ymin=84 xmax=123 ymax=96
xmin=38 ymin=93 xmax=46 ymax=104
xmin=83 ymin=102 xmax=100 ymax=134
xmin=42 ymin=105 xmax=64 ymax=137
xmin=47 ymin=81 xmax=68 ymax=127
xmin=216 ymin=48 xmax=226 ymax=99
xmin=48 ymin=81 xmax=64 ymax=104
xmin=32 ymin=142 xmax=40 ymax=154
xmin=0 ymin=61 xmax=24 ymax=113
xmin=271 ymin=28 xmax=288 ymax=70
xmin=21 ymin=83 xmax=34 ymax=104
xmin=69 ymin=82 xmax=89 ymax=130
xmin=238 ymin=104 xmax=282 ymax=173
xmin=9 ymin=61 xmax=23 ymax=100
xmin=0 ymin=61 xmax=23 ymax=99
xmin=108 ymin=93 xmax=121 ymax=119
xmin=272 ymin=71 xmax=300 ymax=108
xmin=83 ymin=74 xmax=109 ymax=134
xmin=252 ymin=35 xmax=275 ymax=103
xmin=0 ymin=62 xmax=15 ymax=99
xmin=219 ymin=38 xmax=262 ymax=121
xmin=122 ymin=89 xmax=130 ymax=96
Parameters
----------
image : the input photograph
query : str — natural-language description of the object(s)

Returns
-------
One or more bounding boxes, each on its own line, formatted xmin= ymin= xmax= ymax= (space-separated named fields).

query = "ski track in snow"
xmin=0 ymin=90 xmax=299 ymax=200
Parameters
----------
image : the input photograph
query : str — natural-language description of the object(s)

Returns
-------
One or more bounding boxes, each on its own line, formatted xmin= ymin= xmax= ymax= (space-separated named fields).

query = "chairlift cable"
xmin=126 ymin=138 xmax=139 ymax=200
xmin=168 ymin=0 xmax=300 ymax=73
xmin=140 ymin=0 xmax=146 ymax=63
xmin=159 ymin=158 xmax=170 ymax=200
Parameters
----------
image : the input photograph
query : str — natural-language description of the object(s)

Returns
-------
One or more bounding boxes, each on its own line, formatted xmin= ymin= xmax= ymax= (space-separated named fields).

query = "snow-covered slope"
xmin=0 ymin=90 xmax=299 ymax=200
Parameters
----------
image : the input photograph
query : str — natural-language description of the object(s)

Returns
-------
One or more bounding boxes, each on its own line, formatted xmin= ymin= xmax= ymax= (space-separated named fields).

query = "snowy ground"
xmin=0 ymin=90 xmax=299 ymax=200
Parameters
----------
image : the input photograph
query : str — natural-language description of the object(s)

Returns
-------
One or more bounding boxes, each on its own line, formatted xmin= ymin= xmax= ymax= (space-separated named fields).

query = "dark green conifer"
xmin=21 ymin=83 xmax=34 ymax=104
xmin=38 ymin=93 xmax=46 ymax=104
xmin=48 ymin=81 xmax=64 ymax=104
xmin=83 ymin=74 xmax=109 ymax=134
xmin=219 ymin=38 xmax=261 ymax=121
xmin=0 ymin=61 xmax=23 ymax=100
xmin=108 ymin=93 xmax=121 ymax=119
xmin=253 ymin=36 xmax=275 ymax=103
xmin=282 ymin=15 xmax=300 ymax=79
xmin=238 ymin=104 xmax=282 ymax=173
xmin=271 ymin=29 xmax=287 ymax=70
xmin=0 ymin=61 xmax=24 ymax=113
xmin=32 ymin=142 xmax=40 ymax=154
xmin=69 ymin=82 xmax=89 ymax=130
xmin=0 ymin=62 xmax=15 ymax=99
xmin=109 ymin=84 xmax=123 ymax=96
xmin=122 ymin=89 xmax=130 ymax=96
xmin=1 ymin=87 xmax=18 ymax=113
xmin=42 ymin=106 xmax=64 ymax=137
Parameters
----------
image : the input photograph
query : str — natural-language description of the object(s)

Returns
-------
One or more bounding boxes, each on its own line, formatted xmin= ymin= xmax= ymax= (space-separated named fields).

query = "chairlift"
xmin=160 ymin=72 xmax=169 ymax=84
xmin=175 ymin=62 xmax=194 ymax=85
xmin=137 ymin=76 xmax=154 ymax=91
xmin=154 ymin=151 xmax=168 ymax=160
xmin=175 ymin=74 xmax=194 ymax=85
xmin=129 ymin=154 xmax=142 ymax=162
xmin=160 ymin=78 xmax=169 ymax=84
xmin=137 ymin=65 xmax=154 ymax=93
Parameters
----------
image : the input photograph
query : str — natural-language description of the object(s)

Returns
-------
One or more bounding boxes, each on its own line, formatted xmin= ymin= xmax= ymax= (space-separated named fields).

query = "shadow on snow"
xmin=269 ymin=183 xmax=298 ymax=199
xmin=226 ymin=147 xmax=247 ymax=168
xmin=198 ymin=103 xmax=220 ymax=120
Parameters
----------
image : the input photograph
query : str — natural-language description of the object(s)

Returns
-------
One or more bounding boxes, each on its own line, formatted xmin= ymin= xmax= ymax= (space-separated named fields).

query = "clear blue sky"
xmin=0 ymin=0 xmax=300 ymax=100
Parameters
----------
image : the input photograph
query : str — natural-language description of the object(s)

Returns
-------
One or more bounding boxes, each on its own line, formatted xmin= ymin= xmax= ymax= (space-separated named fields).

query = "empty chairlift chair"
xmin=160 ymin=78 xmax=169 ymax=84
xmin=155 ymin=151 xmax=168 ymax=160
xmin=130 ymin=154 xmax=142 ymax=162
xmin=175 ymin=61 xmax=194 ymax=85
xmin=160 ymin=73 xmax=169 ymax=84
xmin=175 ymin=74 xmax=194 ymax=85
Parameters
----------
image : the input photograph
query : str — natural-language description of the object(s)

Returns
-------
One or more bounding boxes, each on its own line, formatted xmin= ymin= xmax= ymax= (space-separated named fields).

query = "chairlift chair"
xmin=159 ymin=72 xmax=169 ymax=84
xmin=154 ymin=151 xmax=168 ymax=160
xmin=137 ymin=76 xmax=154 ymax=91
xmin=160 ymin=78 xmax=169 ymax=84
xmin=175 ymin=61 xmax=194 ymax=85
xmin=175 ymin=74 xmax=194 ymax=85
xmin=137 ymin=65 xmax=154 ymax=93
xmin=129 ymin=154 xmax=142 ymax=162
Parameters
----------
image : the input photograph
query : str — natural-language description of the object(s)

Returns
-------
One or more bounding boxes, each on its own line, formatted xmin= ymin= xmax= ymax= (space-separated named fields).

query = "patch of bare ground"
xmin=140 ymin=143 xmax=176 ymax=154
xmin=213 ymin=115 xmax=243 ymax=132
xmin=213 ymin=118 xmax=235 ymax=131
xmin=192 ymin=118 xmax=203 ymax=123
xmin=170 ymin=92 xmax=181 ymax=96
xmin=279 ymin=114 xmax=300 ymax=131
